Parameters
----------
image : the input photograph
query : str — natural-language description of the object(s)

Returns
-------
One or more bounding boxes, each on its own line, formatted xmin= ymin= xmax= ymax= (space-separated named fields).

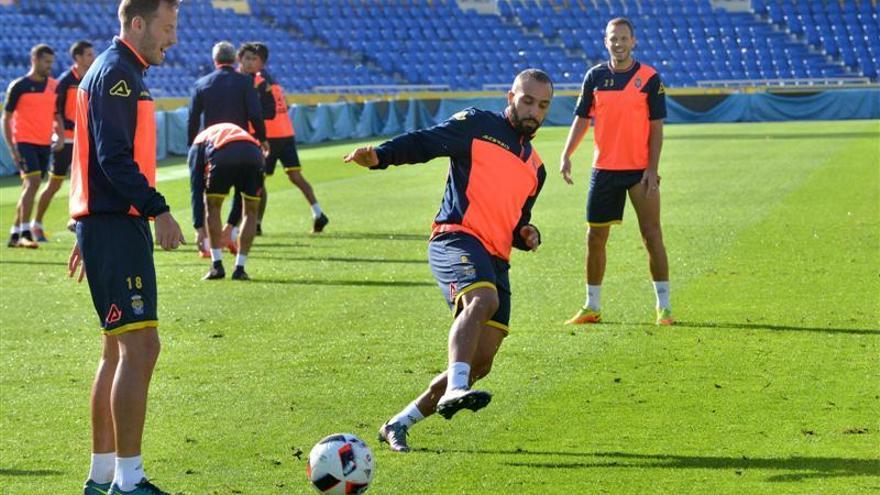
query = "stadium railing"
xmin=697 ymin=77 xmax=874 ymax=88
xmin=313 ymin=84 xmax=451 ymax=94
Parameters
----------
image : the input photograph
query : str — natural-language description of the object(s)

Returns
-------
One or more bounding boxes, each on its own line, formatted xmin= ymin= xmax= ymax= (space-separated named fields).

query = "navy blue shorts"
xmin=586 ymin=168 xmax=646 ymax=226
xmin=51 ymin=142 xmax=73 ymax=178
xmin=264 ymin=136 xmax=300 ymax=175
xmin=17 ymin=143 xmax=51 ymax=178
xmin=205 ymin=140 xmax=265 ymax=200
xmin=76 ymin=215 xmax=158 ymax=335
xmin=428 ymin=232 xmax=511 ymax=334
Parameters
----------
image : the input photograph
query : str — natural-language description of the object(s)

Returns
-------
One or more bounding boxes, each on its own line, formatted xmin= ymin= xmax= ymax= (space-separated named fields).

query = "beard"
xmin=510 ymin=106 xmax=541 ymax=135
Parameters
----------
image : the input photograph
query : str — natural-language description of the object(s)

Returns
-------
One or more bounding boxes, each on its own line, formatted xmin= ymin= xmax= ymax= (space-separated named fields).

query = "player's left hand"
xmin=520 ymin=225 xmax=541 ymax=252
xmin=260 ymin=140 xmax=271 ymax=158
xmin=641 ymin=169 xmax=661 ymax=197
xmin=68 ymin=242 xmax=86 ymax=283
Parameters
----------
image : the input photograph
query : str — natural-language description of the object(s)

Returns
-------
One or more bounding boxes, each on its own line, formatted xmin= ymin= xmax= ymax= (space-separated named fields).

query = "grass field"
xmin=1 ymin=120 xmax=878 ymax=494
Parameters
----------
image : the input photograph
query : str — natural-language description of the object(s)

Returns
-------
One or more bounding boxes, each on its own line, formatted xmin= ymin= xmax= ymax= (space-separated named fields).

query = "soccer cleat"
xmin=656 ymin=307 xmax=675 ymax=326
xmin=565 ymin=306 xmax=601 ymax=325
xmin=203 ymin=261 xmax=225 ymax=280
xmin=436 ymin=388 xmax=492 ymax=420
xmin=255 ymin=223 xmax=262 ymax=236
xmin=84 ymin=479 xmax=112 ymax=495
xmin=231 ymin=266 xmax=250 ymax=281
xmin=32 ymin=226 xmax=48 ymax=242
xmin=16 ymin=237 xmax=39 ymax=249
xmin=108 ymin=478 xmax=170 ymax=495
xmin=312 ymin=213 xmax=329 ymax=234
xmin=377 ymin=421 xmax=411 ymax=453
xmin=7 ymin=233 xmax=19 ymax=247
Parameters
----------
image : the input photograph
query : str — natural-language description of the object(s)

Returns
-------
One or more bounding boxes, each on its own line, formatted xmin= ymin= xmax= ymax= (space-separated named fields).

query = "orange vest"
xmin=11 ymin=77 xmax=58 ymax=146
xmin=591 ymin=64 xmax=656 ymax=171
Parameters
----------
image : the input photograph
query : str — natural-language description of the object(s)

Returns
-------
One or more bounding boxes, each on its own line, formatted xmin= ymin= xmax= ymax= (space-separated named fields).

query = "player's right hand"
xmin=559 ymin=155 xmax=574 ymax=185
xmin=343 ymin=146 xmax=378 ymax=168
xmin=68 ymin=242 xmax=86 ymax=283
xmin=154 ymin=212 xmax=186 ymax=251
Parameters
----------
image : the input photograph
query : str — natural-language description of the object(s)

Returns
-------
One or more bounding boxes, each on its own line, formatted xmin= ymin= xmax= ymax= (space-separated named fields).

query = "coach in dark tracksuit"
xmin=186 ymin=41 xmax=267 ymax=254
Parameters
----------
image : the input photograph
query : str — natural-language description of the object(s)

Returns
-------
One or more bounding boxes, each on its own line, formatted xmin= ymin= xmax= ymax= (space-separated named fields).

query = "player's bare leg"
xmin=10 ymin=175 xmax=41 ymax=248
xmin=85 ymin=334 xmax=118 ymax=487
xmin=628 ymin=184 xmax=673 ymax=324
xmin=112 ymin=328 xmax=160 ymax=457
xmin=232 ymin=197 xmax=260 ymax=280
xmin=33 ymin=176 xmax=64 ymax=240
xmin=289 ymin=170 xmax=328 ymax=233
xmin=203 ymin=196 xmax=226 ymax=279
xmin=566 ymin=225 xmax=609 ymax=324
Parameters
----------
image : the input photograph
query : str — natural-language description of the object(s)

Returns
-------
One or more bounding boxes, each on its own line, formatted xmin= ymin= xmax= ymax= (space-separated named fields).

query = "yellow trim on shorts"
xmin=283 ymin=166 xmax=302 ymax=172
xmin=20 ymin=171 xmax=42 ymax=178
xmin=49 ymin=174 xmax=66 ymax=181
xmin=205 ymin=193 xmax=227 ymax=199
xmin=452 ymin=281 xmax=497 ymax=312
xmin=240 ymin=192 xmax=261 ymax=201
xmin=485 ymin=320 xmax=510 ymax=335
xmin=587 ymin=220 xmax=622 ymax=228
xmin=104 ymin=320 xmax=158 ymax=336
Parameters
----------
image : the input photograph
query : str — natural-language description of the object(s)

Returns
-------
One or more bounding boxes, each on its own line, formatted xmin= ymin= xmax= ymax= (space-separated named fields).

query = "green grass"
xmin=1 ymin=120 xmax=878 ymax=494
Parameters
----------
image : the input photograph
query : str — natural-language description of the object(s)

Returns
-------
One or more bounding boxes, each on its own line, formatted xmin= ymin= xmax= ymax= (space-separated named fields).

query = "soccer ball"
xmin=307 ymin=433 xmax=374 ymax=494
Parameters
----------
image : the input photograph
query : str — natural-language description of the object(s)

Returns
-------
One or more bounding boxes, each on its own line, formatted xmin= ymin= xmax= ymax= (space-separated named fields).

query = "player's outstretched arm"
xmin=343 ymin=146 xmax=379 ymax=168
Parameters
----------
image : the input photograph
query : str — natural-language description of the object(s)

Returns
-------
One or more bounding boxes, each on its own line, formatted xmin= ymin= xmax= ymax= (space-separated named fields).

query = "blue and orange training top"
xmin=574 ymin=61 xmax=666 ymax=171
xmin=69 ymin=37 xmax=169 ymax=220
xmin=4 ymin=74 xmax=58 ymax=146
xmin=374 ymin=107 xmax=545 ymax=261
xmin=187 ymin=64 xmax=266 ymax=145
xmin=55 ymin=66 xmax=83 ymax=143
xmin=188 ymin=123 xmax=260 ymax=228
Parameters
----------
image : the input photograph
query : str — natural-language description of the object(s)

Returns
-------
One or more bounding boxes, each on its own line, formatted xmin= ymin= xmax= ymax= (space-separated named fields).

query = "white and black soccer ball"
xmin=307 ymin=433 xmax=374 ymax=494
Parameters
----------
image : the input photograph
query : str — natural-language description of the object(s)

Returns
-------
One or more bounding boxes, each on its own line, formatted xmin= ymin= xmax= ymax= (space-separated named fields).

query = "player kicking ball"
xmin=188 ymin=123 xmax=264 ymax=281
xmin=344 ymin=69 xmax=553 ymax=452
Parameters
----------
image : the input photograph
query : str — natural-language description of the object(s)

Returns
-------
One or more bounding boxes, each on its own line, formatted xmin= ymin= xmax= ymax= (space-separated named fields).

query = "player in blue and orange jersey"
xmin=188 ymin=123 xmax=264 ymax=281
xmin=2 ymin=44 xmax=59 ymax=248
xmin=30 ymin=40 xmax=95 ymax=242
xmin=229 ymin=41 xmax=329 ymax=237
xmin=560 ymin=18 xmax=674 ymax=326
xmin=344 ymin=69 xmax=552 ymax=453
xmin=67 ymin=1 xmax=184 ymax=494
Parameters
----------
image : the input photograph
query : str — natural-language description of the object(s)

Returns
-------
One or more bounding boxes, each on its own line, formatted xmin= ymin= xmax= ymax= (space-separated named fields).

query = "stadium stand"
xmin=0 ymin=0 xmax=877 ymax=97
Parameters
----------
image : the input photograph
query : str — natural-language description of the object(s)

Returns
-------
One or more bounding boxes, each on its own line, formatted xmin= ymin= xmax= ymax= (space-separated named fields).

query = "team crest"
xmin=109 ymin=79 xmax=131 ymax=97
xmin=131 ymin=295 xmax=144 ymax=316
xmin=634 ymin=77 xmax=643 ymax=89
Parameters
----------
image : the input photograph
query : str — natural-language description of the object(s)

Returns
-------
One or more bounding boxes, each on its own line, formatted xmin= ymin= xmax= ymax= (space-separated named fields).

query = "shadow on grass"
xmin=666 ymin=131 xmax=880 ymax=141
xmin=255 ymin=255 xmax=424 ymax=264
xmin=302 ymin=231 xmax=428 ymax=242
xmin=413 ymin=449 xmax=880 ymax=481
xmin=599 ymin=320 xmax=880 ymax=336
xmin=0 ymin=468 xmax=63 ymax=476
xmin=0 ymin=259 xmax=67 ymax=267
xmin=251 ymin=278 xmax=434 ymax=288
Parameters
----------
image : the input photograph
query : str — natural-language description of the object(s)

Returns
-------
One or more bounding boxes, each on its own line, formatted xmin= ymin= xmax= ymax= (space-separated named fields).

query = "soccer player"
xmin=68 ymin=1 xmax=184 ymax=494
xmin=189 ymin=123 xmax=264 ymax=280
xmin=560 ymin=18 xmax=674 ymax=326
xmin=229 ymin=41 xmax=329 ymax=236
xmin=32 ymin=40 xmax=96 ymax=241
xmin=344 ymin=69 xmax=552 ymax=453
xmin=2 ymin=44 xmax=59 ymax=248
xmin=187 ymin=40 xmax=268 ymax=256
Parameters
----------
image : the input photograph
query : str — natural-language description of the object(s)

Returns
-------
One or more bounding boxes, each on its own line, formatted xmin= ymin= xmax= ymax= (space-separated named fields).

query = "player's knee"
xmin=467 ymin=291 xmax=499 ymax=320
xmin=640 ymin=224 xmax=663 ymax=244
xmin=23 ymin=177 xmax=40 ymax=191
xmin=243 ymin=200 xmax=260 ymax=214
xmin=587 ymin=229 xmax=608 ymax=249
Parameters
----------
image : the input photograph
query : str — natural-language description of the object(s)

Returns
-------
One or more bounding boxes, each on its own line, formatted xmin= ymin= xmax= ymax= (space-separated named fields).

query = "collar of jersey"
xmin=115 ymin=37 xmax=149 ymax=69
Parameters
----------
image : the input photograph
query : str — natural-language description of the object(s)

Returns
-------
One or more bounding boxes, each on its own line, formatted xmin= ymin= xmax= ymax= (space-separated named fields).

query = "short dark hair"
xmin=237 ymin=42 xmax=260 ymax=60
xmin=515 ymin=68 xmax=554 ymax=94
xmin=607 ymin=17 xmax=635 ymax=37
xmin=253 ymin=42 xmax=269 ymax=62
xmin=30 ymin=44 xmax=54 ymax=59
xmin=69 ymin=40 xmax=93 ymax=59
xmin=118 ymin=0 xmax=179 ymax=28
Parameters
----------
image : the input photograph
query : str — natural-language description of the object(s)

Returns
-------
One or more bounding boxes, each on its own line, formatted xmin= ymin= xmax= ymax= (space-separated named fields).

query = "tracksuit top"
xmin=56 ymin=66 xmax=83 ymax=142
xmin=69 ymin=37 xmax=169 ymax=219
xmin=187 ymin=64 xmax=266 ymax=145
xmin=374 ymin=107 xmax=546 ymax=261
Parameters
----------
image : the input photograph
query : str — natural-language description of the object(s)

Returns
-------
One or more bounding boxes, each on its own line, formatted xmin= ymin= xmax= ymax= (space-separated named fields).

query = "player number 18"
xmin=126 ymin=276 xmax=143 ymax=290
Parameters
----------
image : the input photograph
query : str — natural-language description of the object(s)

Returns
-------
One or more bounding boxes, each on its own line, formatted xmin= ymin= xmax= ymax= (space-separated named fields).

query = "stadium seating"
xmin=1 ymin=0 xmax=877 ymax=98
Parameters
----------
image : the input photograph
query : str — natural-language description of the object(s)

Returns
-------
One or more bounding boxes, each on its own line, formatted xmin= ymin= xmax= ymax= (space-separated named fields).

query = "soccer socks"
xmin=653 ymin=281 xmax=671 ymax=309
xmin=114 ymin=455 xmax=145 ymax=492
xmin=235 ymin=253 xmax=247 ymax=268
xmin=88 ymin=452 xmax=115 ymax=484
xmin=447 ymin=362 xmax=470 ymax=392
xmin=310 ymin=202 xmax=323 ymax=219
xmin=585 ymin=284 xmax=602 ymax=311
xmin=210 ymin=248 xmax=223 ymax=262
xmin=230 ymin=226 xmax=239 ymax=243
xmin=9 ymin=225 xmax=20 ymax=235
xmin=389 ymin=401 xmax=425 ymax=428
xmin=30 ymin=220 xmax=42 ymax=231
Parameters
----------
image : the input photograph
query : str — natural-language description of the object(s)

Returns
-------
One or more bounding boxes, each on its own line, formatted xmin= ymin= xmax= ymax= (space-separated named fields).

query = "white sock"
xmin=30 ymin=220 xmax=42 ymax=230
xmin=389 ymin=401 xmax=424 ymax=429
xmin=310 ymin=202 xmax=323 ymax=218
xmin=114 ymin=455 xmax=144 ymax=492
xmin=585 ymin=284 xmax=601 ymax=310
xmin=210 ymin=248 xmax=222 ymax=262
xmin=10 ymin=225 xmax=20 ymax=235
xmin=446 ymin=362 xmax=470 ymax=393
xmin=230 ymin=226 xmax=239 ymax=243
xmin=235 ymin=253 xmax=247 ymax=268
xmin=88 ymin=452 xmax=115 ymax=484
xmin=654 ymin=281 xmax=671 ymax=309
